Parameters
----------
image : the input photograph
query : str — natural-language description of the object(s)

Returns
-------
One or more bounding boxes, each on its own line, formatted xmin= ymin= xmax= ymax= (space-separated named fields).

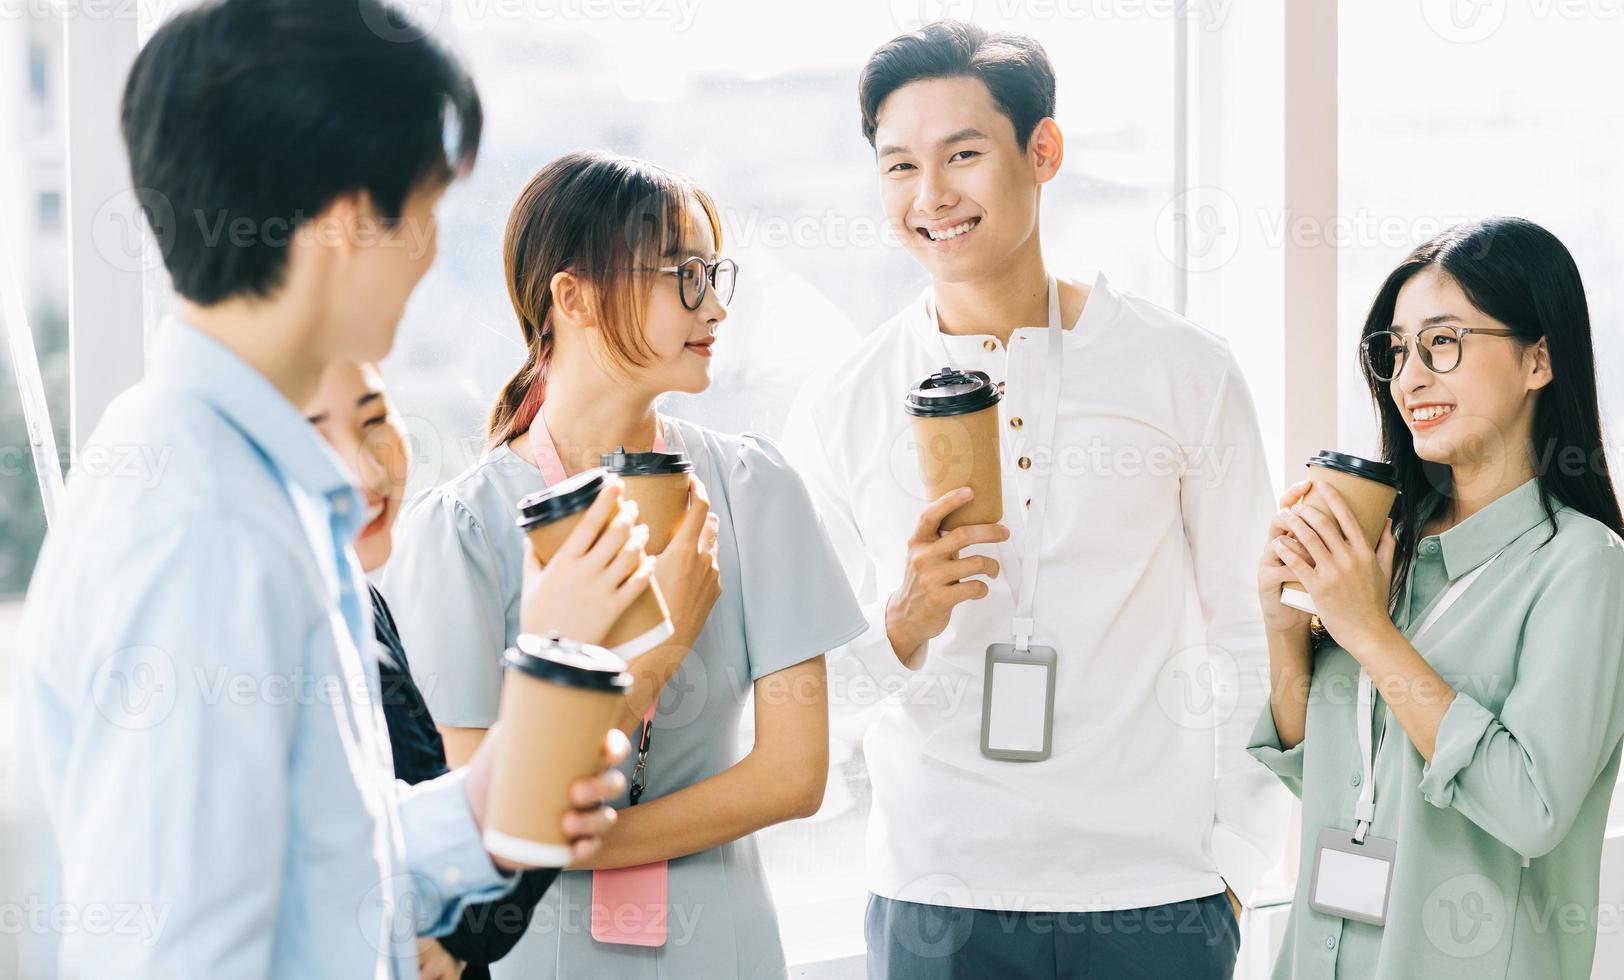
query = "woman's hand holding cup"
xmin=1272 ymin=484 xmax=1398 ymax=653
xmin=1257 ymin=480 xmax=1317 ymax=635
xmin=519 ymin=477 xmax=654 ymax=645
xmin=652 ymin=475 xmax=722 ymax=649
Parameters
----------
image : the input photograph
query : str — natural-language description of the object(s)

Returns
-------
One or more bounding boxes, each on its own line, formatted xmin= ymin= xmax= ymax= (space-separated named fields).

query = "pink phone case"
xmin=591 ymin=861 xmax=669 ymax=947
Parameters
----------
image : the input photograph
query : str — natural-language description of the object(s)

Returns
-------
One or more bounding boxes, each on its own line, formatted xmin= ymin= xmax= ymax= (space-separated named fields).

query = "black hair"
xmin=1360 ymin=217 xmax=1623 ymax=608
xmin=859 ymin=20 xmax=1056 ymax=152
xmin=121 ymin=0 xmax=482 ymax=305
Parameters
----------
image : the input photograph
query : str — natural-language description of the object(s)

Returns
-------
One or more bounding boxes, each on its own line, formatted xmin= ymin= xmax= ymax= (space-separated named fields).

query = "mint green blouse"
xmin=1249 ymin=478 xmax=1624 ymax=979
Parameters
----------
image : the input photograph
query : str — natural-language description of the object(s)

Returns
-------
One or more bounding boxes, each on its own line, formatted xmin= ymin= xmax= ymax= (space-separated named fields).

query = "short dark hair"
xmin=858 ymin=20 xmax=1056 ymax=152
xmin=121 ymin=0 xmax=483 ymax=305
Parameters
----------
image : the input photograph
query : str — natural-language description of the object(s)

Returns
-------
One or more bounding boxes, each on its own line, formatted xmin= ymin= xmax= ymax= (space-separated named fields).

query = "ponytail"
xmin=485 ymin=324 xmax=552 ymax=449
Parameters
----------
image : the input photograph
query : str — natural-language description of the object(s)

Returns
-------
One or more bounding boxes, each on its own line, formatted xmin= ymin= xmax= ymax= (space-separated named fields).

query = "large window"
xmin=0 ymin=15 xmax=68 ymax=598
xmin=1337 ymin=2 xmax=1624 ymax=461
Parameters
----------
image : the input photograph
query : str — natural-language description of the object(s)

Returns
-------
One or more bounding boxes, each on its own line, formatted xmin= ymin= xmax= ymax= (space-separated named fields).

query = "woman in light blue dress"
xmin=382 ymin=150 xmax=867 ymax=980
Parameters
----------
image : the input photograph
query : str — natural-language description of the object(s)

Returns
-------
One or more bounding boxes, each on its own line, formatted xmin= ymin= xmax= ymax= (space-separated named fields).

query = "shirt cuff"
xmin=1245 ymin=701 xmax=1306 ymax=783
xmin=397 ymin=767 xmax=517 ymax=936
xmin=1418 ymin=692 xmax=1496 ymax=807
xmin=843 ymin=598 xmax=924 ymax=688
xmin=1211 ymin=766 xmax=1293 ymax=906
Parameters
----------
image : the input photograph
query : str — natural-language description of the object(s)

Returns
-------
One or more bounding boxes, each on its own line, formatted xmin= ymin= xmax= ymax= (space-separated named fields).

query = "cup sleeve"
xmin=727 ymin=433 xmax=870 ymax=681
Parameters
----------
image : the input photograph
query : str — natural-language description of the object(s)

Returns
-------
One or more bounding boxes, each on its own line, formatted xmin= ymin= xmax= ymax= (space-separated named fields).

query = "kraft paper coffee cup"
xmin=601 ymin=446 xmax=693 ymax=556
xmin=483 ymin=632 xmax=631 ymax=868
xmin=516 ymin=468 xmax=674 ymax=660
xmin=905 ymin=367 xmax=1004 ymax=531
xmin=1280 ymin=451 xmax=1401 ymax=615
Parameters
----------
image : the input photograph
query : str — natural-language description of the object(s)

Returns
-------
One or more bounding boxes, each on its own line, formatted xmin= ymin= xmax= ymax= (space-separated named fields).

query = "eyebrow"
xmin=357 ymin=391 xmax=383 ymax=409
xmin=876 ymin=127 xmax=990 ymax=159
xmin=1390 ymin=313 xmax=1464 ymax=334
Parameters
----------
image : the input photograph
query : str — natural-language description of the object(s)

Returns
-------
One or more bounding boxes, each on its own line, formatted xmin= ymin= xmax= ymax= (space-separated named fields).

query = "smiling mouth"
xmin=359 ymin=498 xmax=389 ymax=537
xmin=917 ymin=217 xmax=981 ymax=247
xmin=1410 ymin=404 xmax=1456 ymax=428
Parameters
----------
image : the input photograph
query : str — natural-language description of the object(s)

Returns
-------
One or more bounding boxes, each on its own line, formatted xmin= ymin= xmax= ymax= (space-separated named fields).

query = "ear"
xmin=549 ymin=270 xmax=599 ymax=330
xmin=1029 ymin=118 xmax=1064 ymax=185
xmin=1526 ymin=336 xmax=1554 ymax=392
xmin=301 ymin=190 xmax=371 ymax=261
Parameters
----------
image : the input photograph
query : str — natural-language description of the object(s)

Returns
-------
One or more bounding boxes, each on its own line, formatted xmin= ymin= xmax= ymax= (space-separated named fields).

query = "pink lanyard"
xmin=526 ymin=404 xmax=667 ymax=802
xmin=526 ymin=403 xmax=669 ymax=485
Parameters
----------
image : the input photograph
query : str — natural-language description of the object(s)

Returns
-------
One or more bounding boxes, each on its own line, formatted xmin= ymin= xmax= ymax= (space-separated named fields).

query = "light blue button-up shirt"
xmin=7 ymin=319 xmax=513 ymax=979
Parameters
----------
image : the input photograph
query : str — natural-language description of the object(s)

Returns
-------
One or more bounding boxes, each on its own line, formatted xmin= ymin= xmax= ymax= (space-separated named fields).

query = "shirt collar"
xmin=910 ymin=270 xmax=1119 ymax=351
xmin=1429 ymin=477 xmax=1550 ymax=578
xmin=149 ymin=316 xmax=365 ymax=533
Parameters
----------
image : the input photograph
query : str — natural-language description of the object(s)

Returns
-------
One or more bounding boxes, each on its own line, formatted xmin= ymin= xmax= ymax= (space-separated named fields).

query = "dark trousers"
xmin=865 ymin=891 xmax=1241 ymax=980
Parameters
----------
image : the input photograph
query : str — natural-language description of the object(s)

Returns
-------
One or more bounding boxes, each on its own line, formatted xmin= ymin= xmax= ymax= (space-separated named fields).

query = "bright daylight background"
xmin=3 ymin=0 xmax=1624 ymax=973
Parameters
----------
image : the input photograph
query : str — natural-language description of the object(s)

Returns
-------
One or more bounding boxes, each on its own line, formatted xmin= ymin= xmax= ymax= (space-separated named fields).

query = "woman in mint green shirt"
xmin=1249 ymin=217 xmax=1624 ymax=979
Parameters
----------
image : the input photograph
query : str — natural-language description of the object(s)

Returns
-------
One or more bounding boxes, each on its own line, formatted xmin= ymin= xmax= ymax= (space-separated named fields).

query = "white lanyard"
xmin=1351 ymin=549 xmax=1503 ymax=842
xmin=929 ymin=277 xmax=1064 ymax=651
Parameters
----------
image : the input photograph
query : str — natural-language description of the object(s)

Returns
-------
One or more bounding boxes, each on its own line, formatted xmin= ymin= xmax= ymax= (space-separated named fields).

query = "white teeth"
xmin=1412 ymin=405 xmax=1455 ymax=422
xmin=364 ymin=501 xmax=385 ymax=524
xmin=927 ymin=220 xmax=977 ymax=241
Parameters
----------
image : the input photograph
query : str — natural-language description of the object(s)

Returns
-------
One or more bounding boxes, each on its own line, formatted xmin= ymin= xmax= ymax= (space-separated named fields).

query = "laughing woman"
xmin=382 ymin=151 xmax=867 ymax=980
xmin=1249 ymin=217 xmax=1624 ymax=979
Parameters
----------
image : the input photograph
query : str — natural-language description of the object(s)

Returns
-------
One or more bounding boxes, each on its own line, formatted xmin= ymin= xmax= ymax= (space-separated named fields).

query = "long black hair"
xmin=1360 ymin=217 xmax=1622 ymax=609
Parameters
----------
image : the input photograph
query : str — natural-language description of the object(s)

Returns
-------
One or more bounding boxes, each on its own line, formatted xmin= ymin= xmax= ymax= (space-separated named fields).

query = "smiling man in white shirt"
xmin=783 ymin=20 xmax=1290 ymax=979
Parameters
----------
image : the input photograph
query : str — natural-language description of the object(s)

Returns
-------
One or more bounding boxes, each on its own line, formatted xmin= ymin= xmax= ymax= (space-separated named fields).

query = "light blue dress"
xmin=382 ymin=417 xmax=868 ymax=980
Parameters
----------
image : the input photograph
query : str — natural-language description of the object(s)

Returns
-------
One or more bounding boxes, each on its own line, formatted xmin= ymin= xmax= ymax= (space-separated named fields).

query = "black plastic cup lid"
xmin=904 ymin=367 xmax=1002 ymax=418
xmin=502 ymin=632 xmax=630 ymax=692
xmin=1307 ymin=450 xmax=1401 ymax=490
xmin=600 ymin=445 xmax=693 ymax=477
xmin=515 ymin=468 xmax=607 ymax=530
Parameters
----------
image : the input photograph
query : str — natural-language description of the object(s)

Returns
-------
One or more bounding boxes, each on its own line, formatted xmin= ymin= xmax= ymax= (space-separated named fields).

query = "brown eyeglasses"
xmin=1360 ymin=324 xmax=1521 ymax=382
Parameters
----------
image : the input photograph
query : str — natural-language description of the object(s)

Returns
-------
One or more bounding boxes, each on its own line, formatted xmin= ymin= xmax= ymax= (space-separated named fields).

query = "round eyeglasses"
xmin=1359 ymin=324 xmax=1521 ymax=382
xmin=652 ymin=256 xmax=738 ymax=311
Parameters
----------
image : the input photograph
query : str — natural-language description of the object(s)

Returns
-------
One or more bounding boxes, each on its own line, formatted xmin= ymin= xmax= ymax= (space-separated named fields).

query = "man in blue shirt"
xmin=7 ymin=2 xmax=629 ymax=976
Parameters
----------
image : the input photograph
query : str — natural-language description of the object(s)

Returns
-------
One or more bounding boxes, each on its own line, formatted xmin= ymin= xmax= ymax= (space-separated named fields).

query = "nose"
xmin=700 ymin=280 xmax=728 ymax=326
xmin=913 ymin=163 xmax=957 ymax=218
xmin=1394 ymin=335 xmax=1434 ymax=394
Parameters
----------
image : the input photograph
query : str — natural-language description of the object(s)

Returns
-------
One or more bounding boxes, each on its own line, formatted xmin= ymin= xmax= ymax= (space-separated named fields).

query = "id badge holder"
xmin=591 ymin=862 xmax=669 ymax=946
xmin=980 ymin=643 xmax=1057 ymax=761
xmin=1307 ymin=828 xmax=1397 ymax=926
xmin=591 ymin=707 xmax=668 ymax=947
